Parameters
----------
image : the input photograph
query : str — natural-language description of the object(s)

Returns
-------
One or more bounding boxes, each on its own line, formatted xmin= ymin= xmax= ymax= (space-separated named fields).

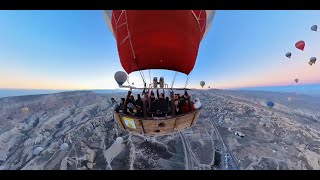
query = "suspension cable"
xmin=171 ymin=71 xmax=178 ymax=89
xmin=149 ymin=70 xmax=151 ymax=86
xmin=184 ymin=75 xmax=189 ymax=89
xmin=138 ymin=70 xmax=146 ymax=87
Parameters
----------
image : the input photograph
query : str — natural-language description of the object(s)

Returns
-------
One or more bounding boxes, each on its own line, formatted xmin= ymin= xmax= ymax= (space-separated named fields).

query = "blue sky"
xmin=0 ymin=10 xmax=320 ymax=90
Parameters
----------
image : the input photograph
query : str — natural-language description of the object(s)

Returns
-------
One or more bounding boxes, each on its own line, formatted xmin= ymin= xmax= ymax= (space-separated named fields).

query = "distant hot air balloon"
xmin=294 ymin=78 xmax=299 ymax=83
xmin=22 ymin=107 xmax=29 ymax=113
xmin=114 ymin=71 xmax=127 ymax=85
xmin=132 ymin=82 xmax=134 ymax=85
xmin=311 ymin=25 xmax=317 ymax=32
xmin=33 ymin=147 xmax=43 ymax=156
xmin=295 ymin=41 xmax=305 ymax=51
xmin=116 ymin=137 xmax=123 ymax=144
xmin=60 ymin=143 xmax=69 ymax=151
xmin=200 ymin=81 xmax=205 ymax=88
xmin=208 ymin=86 xmax=210 ymax=89
xmin=310 ymin=57 xmax=316 ymax=64
xmin=286 ymin=52 xmax=291 ymax=58
xmin=266 ymin=101 xmax=274 ymax=108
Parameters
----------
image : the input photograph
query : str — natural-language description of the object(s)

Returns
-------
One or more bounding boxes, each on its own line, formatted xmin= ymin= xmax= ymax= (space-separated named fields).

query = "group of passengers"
xmin=111 ymin=89 xmax=201 ymax=118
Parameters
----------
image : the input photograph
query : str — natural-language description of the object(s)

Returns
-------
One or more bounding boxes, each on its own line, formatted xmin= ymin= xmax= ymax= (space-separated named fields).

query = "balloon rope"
xmin=139 ymin=70 xmax=147 ymax=86
xmin=184 ymin=75 xmax=189 ymax=89
xmin=171 ymin=72 xmax=178 ymax=89
xmin=184 ymin=68 xmax=194 ymax=89
xmin=149 ymin=70 xmax=152 ymax=86
xmin=126 ymin=74 xmax=131 ymax=87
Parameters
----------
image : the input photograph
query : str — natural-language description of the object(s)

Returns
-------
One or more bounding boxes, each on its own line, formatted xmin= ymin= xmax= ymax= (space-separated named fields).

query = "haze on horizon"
xmin=0 ymin=10 xmax=320 ymax=91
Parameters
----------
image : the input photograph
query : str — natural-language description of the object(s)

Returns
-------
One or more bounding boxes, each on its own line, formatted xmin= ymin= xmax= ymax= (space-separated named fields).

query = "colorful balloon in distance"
xmin=311 ymin=25 xmax=317 ymax=32
xmin=295 ymin=40 xmax=305 ymax=51
xmin=294 ymin=78 xmax=299 ymax=83
xmin=116 ymin=137 xmax=123 ymax=144
xmin=200 ymin=81 xmax=205 ymax=88
xmin=114 ymin=71 xmax=127 ymax=85
xmin=310 ymin=57 xmax=316 ymax=64
xmin=33 ymin=147 xmax=43 ymax=156
xmin=266 ymin=101 xmax=274 ymax=108
xmin=60 ymin=143 xmax=69 ymax=151
xmin=285 ymin=52 xmax=291 ymax=58
xmin=22 ymin=107 xmax=29 ymax=113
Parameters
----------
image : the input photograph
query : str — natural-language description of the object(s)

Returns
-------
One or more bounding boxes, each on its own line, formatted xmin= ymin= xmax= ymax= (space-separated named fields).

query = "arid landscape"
xmin=1 ymin=89 xmax=320 ymax=170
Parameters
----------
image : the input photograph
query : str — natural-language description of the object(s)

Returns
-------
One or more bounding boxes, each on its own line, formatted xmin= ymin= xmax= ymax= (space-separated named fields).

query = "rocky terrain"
xmin=0 ymin=89 xmax=320 ymax=170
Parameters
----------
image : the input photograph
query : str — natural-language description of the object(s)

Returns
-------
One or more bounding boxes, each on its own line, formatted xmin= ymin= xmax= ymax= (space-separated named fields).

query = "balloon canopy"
xmin=311 ymin=25 xmax=317 ymax=31
xmin=33 ymin=147 xmax=43 ymax=156
xmin=200 ymin=81 xmax=205 ymax=88
xmin=116 ymin=137 xmax=123 ymax=144
xmin=285 ymin=52 xmax=291 ymax=58
xmin=114 ymin=71 xmax=127 ymax=85
xmin=104 ymin=10 xmax=215 ymax=75
xmin=60 ymin=143 xmax=69 ymax=151
xmin=310 ymin=57 xmax=316 ymax=63
xmin=22 ymin=107 xmax=29 ymax=113
xmin=295 ymin=40 xmax=305 ymax=51
xmin=266 ymin=101 xmax=274 ymax=108
xmin=294 ymin=78 xmax=299 ymax=83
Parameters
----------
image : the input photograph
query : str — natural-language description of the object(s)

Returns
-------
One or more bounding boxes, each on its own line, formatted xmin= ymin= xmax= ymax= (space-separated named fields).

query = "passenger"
xmin=142 ymin=89 xmax=149 ymax=117
xmin=135 ymin=94 xmax=143 ymax=117
xmin=174 ymin=99 xmax=182 ymax=115
xmin=126 ymin=102 xmax=137 ymax=116
xmin=123 ymin=90 xmax=132 ymax=115
xmin=165 ymin=97 xmax=170 ymax=109
xmin=129 ymin=95 xmax=136 ymax=105
xmin=156 ymin=89 xmax=168 ymax=117
xmin=181 ymin=99 xmax=194 ymax=113
xmin=193 ymin=98 xmax=201 ymax=109
xmin=150 ymin=91 xmax=156 ymax=102
xmin=111 ymin=98 xmax=119 ymax=112
xmin=135 ymin=94 xmax=143 ymax=108
xmin=118 ymin=98 xmax=125 ymax=112
xmin=149 ymin=97 xmax=158 ymax=116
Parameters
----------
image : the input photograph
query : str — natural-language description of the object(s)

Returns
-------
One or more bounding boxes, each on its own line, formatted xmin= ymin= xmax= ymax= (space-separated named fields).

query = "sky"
xmin=0 ymin=10 xmax=320 ymax=90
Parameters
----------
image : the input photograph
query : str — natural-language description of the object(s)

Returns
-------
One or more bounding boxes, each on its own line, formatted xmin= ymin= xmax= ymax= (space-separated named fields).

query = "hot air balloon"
xmin=286 ymin=52 xmax=291 ymax=58
xmin=310 ymin=57 xmax=316 ymax=64
xmin=208 ymin=86 xmax=210 ymax=89
xmin=200 ymin=81 xmax=205 ymax=88
xmin=266 ymin=101 xmax=274 ymax=108
xmin=104 ymin=10 xmax=215 ymax=136
xmin=311 ymin=25 xmax=317 ymax=32
xmin=60 ymin=143 xmax=69 ymax=151
xmin=294 ymin=78 xmax=298 ymax=83
xmin=295 ymin=40 xmax=305 ymax=51
xmin=22 ymin=107 xmax=29 ymax=113
xmin=114 ymin=71 xmax=127 ymax=85
xmin=116 ymin=137 xmax=123 ymax=144
xmin=33 ymin=147 xmax=43 ymax=156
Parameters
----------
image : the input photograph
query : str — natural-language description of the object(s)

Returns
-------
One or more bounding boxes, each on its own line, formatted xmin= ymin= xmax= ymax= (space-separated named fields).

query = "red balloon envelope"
xmin=295 ymin=40 xmax=305 ymax=51
xmin=104 ymin=10 xmax=215 ymax=75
